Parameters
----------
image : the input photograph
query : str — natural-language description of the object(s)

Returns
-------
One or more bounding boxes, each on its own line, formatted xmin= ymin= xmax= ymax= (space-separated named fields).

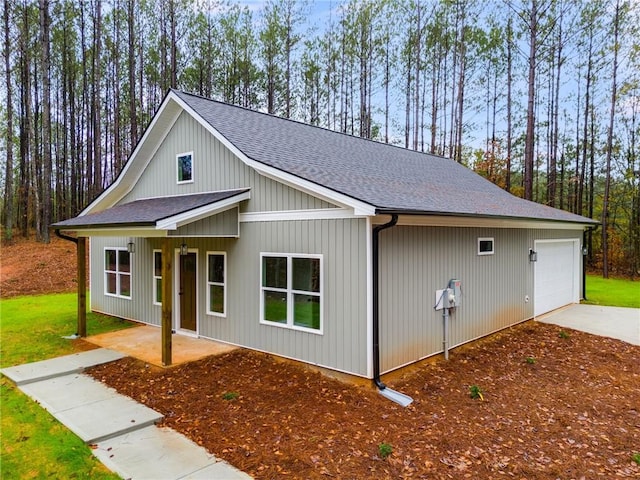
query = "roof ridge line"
xmin=173 ymin=89 xmax=450 ymax=162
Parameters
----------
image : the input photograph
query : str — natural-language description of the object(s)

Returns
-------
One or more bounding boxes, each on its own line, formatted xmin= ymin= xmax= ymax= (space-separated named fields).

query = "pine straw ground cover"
xmin=88 ymin=322 xmax=640 ymax=479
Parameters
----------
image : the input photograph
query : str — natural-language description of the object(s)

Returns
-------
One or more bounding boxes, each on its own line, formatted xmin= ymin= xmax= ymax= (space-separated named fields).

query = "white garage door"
xmin=534 ymin=240 xmax=580 ymax=316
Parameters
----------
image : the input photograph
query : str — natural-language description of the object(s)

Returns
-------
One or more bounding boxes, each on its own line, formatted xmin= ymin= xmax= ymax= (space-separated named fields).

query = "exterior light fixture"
xmin=582 ymin=245 xmax=588 ymax=256
xmin=529 ymin=249 xmax=537 ymax=262
xmin=127 ymin=239 xmax=135 ymax=253
xmin=180 ymin=242 xmax=188 ymax=256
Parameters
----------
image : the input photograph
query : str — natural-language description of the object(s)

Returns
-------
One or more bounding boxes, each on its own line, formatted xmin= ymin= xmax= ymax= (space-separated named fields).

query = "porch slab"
xmin=86 ymin=325 xmax=238 ymax=367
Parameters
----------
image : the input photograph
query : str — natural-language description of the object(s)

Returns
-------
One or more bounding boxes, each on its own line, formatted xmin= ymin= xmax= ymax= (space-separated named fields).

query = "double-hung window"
xmin=105 ymin=248 xmax=131 ymax=298
xmin=153 ymin=250 xmax=162 ymax=305
xmin=207 ymin=252 xmax=226 ymax=316
xmin=260 ymin=253 xmax=322 ymax=333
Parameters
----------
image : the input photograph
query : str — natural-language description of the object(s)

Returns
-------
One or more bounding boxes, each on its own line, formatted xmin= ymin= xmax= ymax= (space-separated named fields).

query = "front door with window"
xmin=179 ymin=252 xmax=197 ymax=332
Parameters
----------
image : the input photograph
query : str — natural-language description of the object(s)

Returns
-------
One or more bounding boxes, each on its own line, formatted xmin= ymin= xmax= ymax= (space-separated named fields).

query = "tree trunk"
xmin=39 ymin=0 xmax=51 ymax=242
xmin=505 ymin=16 xmax=513 ymax=193
xmin=602 ymin=0 xmax=620 ymax=279
xmin=127 ymin=0 xmax=137 ymax=149
xmin=524 ymin=0 xmax=538 ymax=201
xmin=3 ymin=0 xmax=14 ymax=241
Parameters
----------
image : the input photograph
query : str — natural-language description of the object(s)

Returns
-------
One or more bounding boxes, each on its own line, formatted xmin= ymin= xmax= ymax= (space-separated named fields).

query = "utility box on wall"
xmin=448 ymin=279 xmax=462 ymax=307
xmin=434 ymin=279 xmax=462 ymax=310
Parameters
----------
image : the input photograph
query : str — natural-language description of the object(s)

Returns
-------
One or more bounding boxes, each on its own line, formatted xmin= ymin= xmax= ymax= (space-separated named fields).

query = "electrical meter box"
xmin=448 ymin=279 xmax=462 ymax=307
xmin=434 ymin=279 xmax=462 ymax=310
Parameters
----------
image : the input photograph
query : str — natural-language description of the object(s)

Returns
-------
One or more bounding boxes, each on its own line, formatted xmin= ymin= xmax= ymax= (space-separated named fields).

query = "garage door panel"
xmin=535 ymin=240 xmax=578 ymax=316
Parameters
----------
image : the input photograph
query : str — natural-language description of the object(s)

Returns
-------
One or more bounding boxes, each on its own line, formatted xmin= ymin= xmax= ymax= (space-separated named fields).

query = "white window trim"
xmin=176 ymin=151 xmax=194 ymax=184
xmin=104 ymin=247 xmax=132 ymax=299
xmin=153 ymin=249 xmax=162 ymax=306
xmin=206 ymin=251 xmax=227 ymax=318
xmin=259 ymin=252 xmax=323 ymax=335
xmin=478 ymin=237 xmax=495 ymax=256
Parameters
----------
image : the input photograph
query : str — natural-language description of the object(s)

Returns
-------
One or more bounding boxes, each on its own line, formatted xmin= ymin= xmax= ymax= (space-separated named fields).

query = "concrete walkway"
xmin=537 ymin=304 xmax=640 ymax=345
xmin=1 ymin=349 xmax=251 ymax=480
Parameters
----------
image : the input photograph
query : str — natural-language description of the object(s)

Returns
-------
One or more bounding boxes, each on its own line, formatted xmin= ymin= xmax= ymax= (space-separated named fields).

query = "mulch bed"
xmin=88 ymin=322 xmax=640 ymax=479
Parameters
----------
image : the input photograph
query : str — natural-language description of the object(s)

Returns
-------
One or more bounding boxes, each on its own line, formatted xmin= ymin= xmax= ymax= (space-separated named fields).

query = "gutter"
xmin=372 ymin=214 xmax=413 ymax=407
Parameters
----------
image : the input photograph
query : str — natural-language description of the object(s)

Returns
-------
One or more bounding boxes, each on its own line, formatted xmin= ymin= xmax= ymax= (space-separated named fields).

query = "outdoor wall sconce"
xmin=582 ymin=245 xmax=588 ymax=256
xmin=529 ymin=249 xmax=537 ymax=262
xmin=180 ymin=242 xmax=189 ymax=256
xmin=127 ymin=239 xmax=135 ymax=253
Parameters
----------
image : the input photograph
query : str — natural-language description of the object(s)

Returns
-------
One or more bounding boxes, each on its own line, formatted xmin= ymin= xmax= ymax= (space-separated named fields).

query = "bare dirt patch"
xmin=4 ymin=236 xmax=640 ymax=478
xmin=0 ymin=233 xmax=86 ymax=298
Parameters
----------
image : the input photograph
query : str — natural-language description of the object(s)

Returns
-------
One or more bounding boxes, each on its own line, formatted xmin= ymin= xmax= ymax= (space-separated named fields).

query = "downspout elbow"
xmin=55 ymin=229 xmax=78 ymax=245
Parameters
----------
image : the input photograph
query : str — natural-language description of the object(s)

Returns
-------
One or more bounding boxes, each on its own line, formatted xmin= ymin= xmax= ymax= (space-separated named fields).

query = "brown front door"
xmin=179 ymin=252 xmax=197 ymax=331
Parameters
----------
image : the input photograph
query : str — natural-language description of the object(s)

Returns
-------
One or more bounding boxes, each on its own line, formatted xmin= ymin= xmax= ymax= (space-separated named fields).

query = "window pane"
xmin=118 ymin=250 xmax=131 ymax=273
xmin=292 ymin=257 xmax=320 ymax=293
xmin=155 ymin=278 xmax=162 ymax=303
xmin=120 ymin=274 xmax=131 ymax=297
xmin=293 ymin=294 xmax=320 ymax=330
xmin=178 ymin=154 xmax=192 ymax=182
xmin=479 ymin=239 xmax=493 ymax=253
xmin=154 ymin=251 xmax=162 ymax=277
xmin=105 ymin=250 xmax=116 ymax=271
xmin=106 ymin=272 xmax=117 ymax=294
xmin=263 ymin=257 xmax=287 ymax=288
xmin=209 ymin=285 xmax=224 ymax=314
xmin=263 ymin=290 xmax=287 ymax=323
xmin=208 ymin=255 xmax=224 ymax=283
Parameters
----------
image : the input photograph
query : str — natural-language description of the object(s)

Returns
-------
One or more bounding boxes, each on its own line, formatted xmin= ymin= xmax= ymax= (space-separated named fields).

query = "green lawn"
xmin=584 ymin=274 xmax=640 ymax=308
xmin=1 ymin=292 xmax=132 ymax=480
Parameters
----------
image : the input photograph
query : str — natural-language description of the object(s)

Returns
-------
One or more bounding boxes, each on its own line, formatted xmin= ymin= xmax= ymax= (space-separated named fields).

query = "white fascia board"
xmin=155 ymin=191 xmax=250 ymax=230
xmin=374 ymin=214 xmax=590 ymax=230
xmin=239 ymin=207 xmax=364 ymax=223
xmin=172 ymin=95 xmax=377 ymax=217
xmin=81 ymin=95 xmax=183 ymax=216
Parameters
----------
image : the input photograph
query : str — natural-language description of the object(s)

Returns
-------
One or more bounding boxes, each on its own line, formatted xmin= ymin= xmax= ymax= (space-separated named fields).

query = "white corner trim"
xmin=239 ymin=207 xmax=365 ymax=223
xmin=171 ymin=94 xmax=377 ymax=216
xmin=155 ymin=191 xmax=251 ymax=230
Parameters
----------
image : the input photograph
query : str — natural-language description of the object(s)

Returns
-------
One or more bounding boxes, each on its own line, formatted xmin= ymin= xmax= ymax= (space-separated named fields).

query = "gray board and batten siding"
xmin=120 ymin=111 xmax=335 ymax=213
xmin=378 ymin=226 xmax=583 ymax=374
xmin=90 ymin=217 xmax=371 ymax=378
xmin=65 ymin=90 xmax=596 ymax=380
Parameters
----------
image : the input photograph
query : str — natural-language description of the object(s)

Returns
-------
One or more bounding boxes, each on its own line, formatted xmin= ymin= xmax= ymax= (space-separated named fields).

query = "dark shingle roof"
xmin=52 ymin=190 xmax=248 ymax=229
xmin=175 ymin=90 xmax=596 ymax=225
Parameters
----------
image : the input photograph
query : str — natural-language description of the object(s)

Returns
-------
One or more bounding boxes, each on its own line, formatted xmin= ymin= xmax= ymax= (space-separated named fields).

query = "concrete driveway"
xmin=537 ymin=304 xmax=640 ymax=346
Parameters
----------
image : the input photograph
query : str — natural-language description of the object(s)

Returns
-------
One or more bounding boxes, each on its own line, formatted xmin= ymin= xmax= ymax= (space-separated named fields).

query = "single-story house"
xmin=53 ymin=89 xmax=597 ymax=392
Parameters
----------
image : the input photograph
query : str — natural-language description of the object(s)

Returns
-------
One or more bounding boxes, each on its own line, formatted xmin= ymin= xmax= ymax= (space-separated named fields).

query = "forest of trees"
xmin=1 ymin=0 xmax=639 ymax=277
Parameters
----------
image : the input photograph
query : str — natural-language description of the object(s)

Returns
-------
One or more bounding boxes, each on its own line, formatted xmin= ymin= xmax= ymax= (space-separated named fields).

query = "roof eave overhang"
xmin=55 ymin=225 xmax=168 ymax=238
xmin=55 ymin=190 xmax=251 ymax=237
xmin=373 ymin=209 xmax=599 ymax=230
